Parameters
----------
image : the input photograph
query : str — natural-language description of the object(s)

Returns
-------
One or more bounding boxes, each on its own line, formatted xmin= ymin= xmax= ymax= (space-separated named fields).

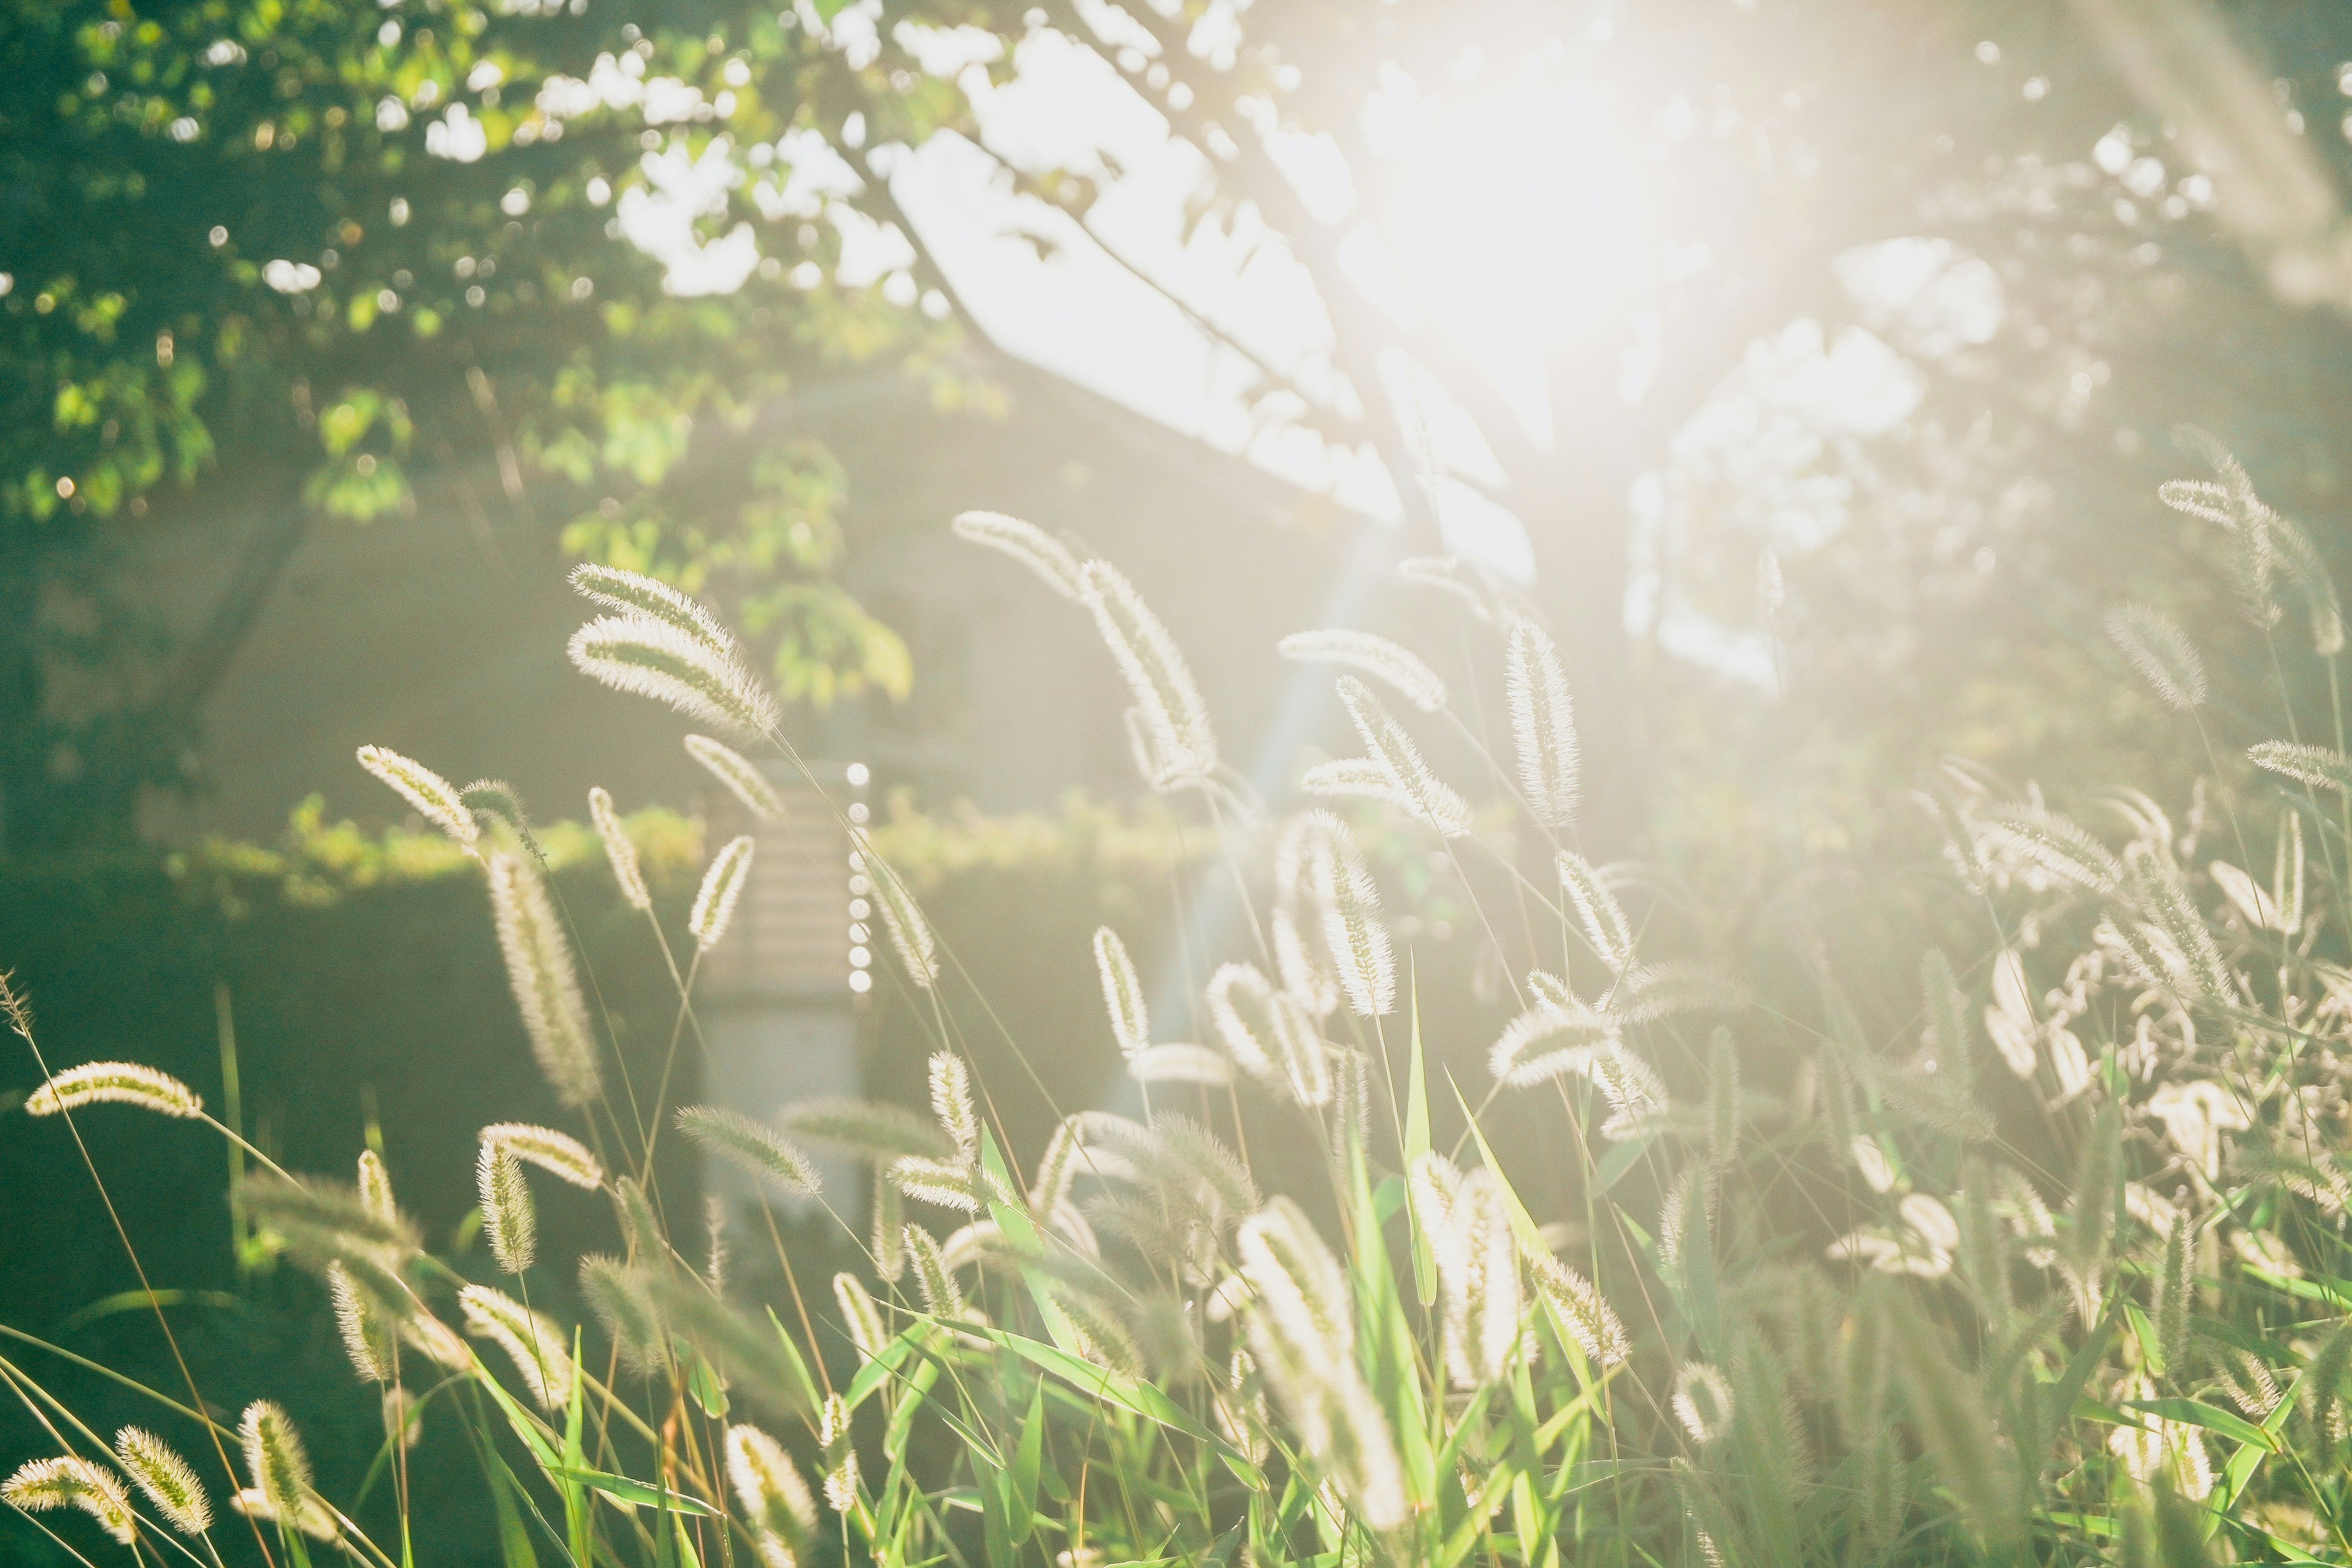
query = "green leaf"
xmin=1009 ymin=1379 xmax=1044 ymax=1545
xmin=542 ymin=1468 xmax=720 ymax=1517
xmin=1406 ymin=986 xmax=1436 ymax=1308
xmin=2122 ymin=1398 xmax=2280 ymax=1453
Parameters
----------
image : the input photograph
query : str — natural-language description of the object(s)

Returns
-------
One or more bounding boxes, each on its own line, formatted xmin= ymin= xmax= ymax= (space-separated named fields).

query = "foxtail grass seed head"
xmin=329 ymin=1261 xmax=395 ymax=1381
xmin=114 ymin=1428 xmax=209 ymax=1536
xmin=1707 ymin=1028 xmax=1741 ymax=1169
xmin=2249 ymin=740 xmax=2352 ymax=795
xmin=1334 ymin=674 xmax=1471 ymax=836
xmin=1526 ymin=1245 xmax=1629 ymax=1367
xmin=458 ymin=778 xmax=538 ymax=856
xmin=1974 ymin=809 xmax=2124 ymax=894
xmin=356 ymin=745 xmax=480 ymax=854
xmin=857 ymin=837 xmax=939 ymax=986
xmin=587 ymin=786 xmax=652 ymax=910
xmin=488 ymin=852 xmax=603 ymax=1107
xmin=241 ymin=1401 xmax=320 ymax=1537
xmin=677 ymin=1104 xmax=820 ymax=1197
xmin=1079 ymin=560 xmax=1217 ymax=780
xmin=2155 ymin=1212 xmax=2193 ymax=1380
xmin=1128 ymin=1042 xmax=1234 ymax=1086
xmin=833 ymin=1270 xmax=889 ymax=1362
xmin=477 ymin=1142 xmax=536 ymax=1273
xmin=579 ymin=1256 xmax=665 ymax=1375
xmin=891 ymin=1153 xmax=984 ymax=1213
xmin=1557 ymin=851 xmax=1635 ymax=974
xmin=481 ymin=1123 xmax=605 ymax=1188
xmin=1205 ymin=962 xmax=1330 ymax=1105
xmin=780 ymin=1097 xmax=951 ymax=1163
xmin=1505 ymin=617 xmax=1579 ymax=828
xmin=1093 ymin=926 xmax=1148 ymax=1058
xmin=1277 ymin=629 xmax=1447 ymax=712
xmin=23 ymin=1060 xmax=202 ymax=1119
xmin=3 ymin=1457 xmax=136 ymax=1544
xmin=1488 ymin=996 xmax=1617 ymax=1087
xmin=1237 ymin=1197 xmax=1354 ymax=1374
xmin=1673 ymin=1362 xmax=1735 ymax=1445
xmin=820 ymin=1393 xmax=858 ymax=1513
xmin=727 ymin=1424 xmax=818 ymax=1559
xmin=1300 ymin=810 xmax=1394 ymax=1017
xmin=905 ymin=1224 xmax=965 ymax=1317
xmin=950 ymin=510 xmax=1087 ymax=600
xmin=459 ymin=1283 xmax=575 ymax=1410
xmin=2105 ymin=604 xmax=2207 ymax=711
xmin=928 ymin=1052 xmax=979 ymax=1158
xmin=685 ymin=733 xmax=783 ymax=820
xmin=356 ymin=1147 xmax=397 ymax=1223
xmin=1298 ymin=756 xmax=1414 ymax=810
xmin=568 ymin=612 xmax=782 ymax=736
xmin=691 ymin=834 xmax=756 ymax=949
xmin=569 ymin=562 xmax=734 ymax=649
xmin=1399 ymin=554 xmax=1499 ymax=624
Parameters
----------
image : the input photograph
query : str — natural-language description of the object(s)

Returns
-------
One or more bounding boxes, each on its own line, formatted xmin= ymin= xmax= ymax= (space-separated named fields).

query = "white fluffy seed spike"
xmin=726 ymin=1424 xmax=818 ymax=1556
xmin=676 ymin=1105 xmax=821 ymax=1197
xmin=568 ymin=613 xmax=781 ymax=737
xmin=1093 ymin=927 xmax=1148 ymax=1059
xmin=685 ymin=734 xmax=783 ymax=820
xmin=356 ymin=745 xmax=480 ymax=854
xmin=1557 ymin=851 xmax=1635 ymax=976
xmin=1079 ymin=561 xmax=1218 ymax=782
xmin=929 ymin=1053 xmax=979 ymax=1159
xmin=1504 ymin=618 xmax=1579 ymax=829
xmin=24 ymin=1061 xmax=202 ymax=1119
xmin=1278 ymin=629 xmax=1447 ymax=712
xmin=2 ymin=1457 xmax=136 ymax=1544
xmin=114 ymin=1428 xmax=211 ymax=1536
xmin=2105 ymin=604 xmax=2208 ymax=711
xmin=1524 ymin=1246 xmax=1629 ymax=1368
xmin=478 ymin=1142 xmax=537 ymax=1274
xmin=487 ymin=853 xmax=603 ymax=1107
xmin=329 ymin=1262 xmax=394 ymax=1382
xmin=951 ymin=511 xmax=1087 ymax=600
xmin=1205 ymin=963 xmax=1330 ymax=1105
xmin=2249 ymin=741 xmax=2352 ymax=795
xmin=459 ymin=1284 xmax=576 ymax=1411
xmin=1334 ymin=675 xmax=1471 ymax=837
xmin=481 ymin=1123 xmax=605 ymax=1188
xmin=587 ymin=787 xmax=652 ymax=911
xmin=858 ymin=835 xmax=938 ymax=986
xmin=569 ymin=563 xmax=734 ymax=649
xmin=241 ymin=1401 xmax=325 ymax=1539
xmin=1300 ymin=810 xmax=1394 ymax=1017
xmin=1673 ymin=1362 xmax=1735 ymax=1445
xmin=691 ymin=834 xmax=756 ymax=949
